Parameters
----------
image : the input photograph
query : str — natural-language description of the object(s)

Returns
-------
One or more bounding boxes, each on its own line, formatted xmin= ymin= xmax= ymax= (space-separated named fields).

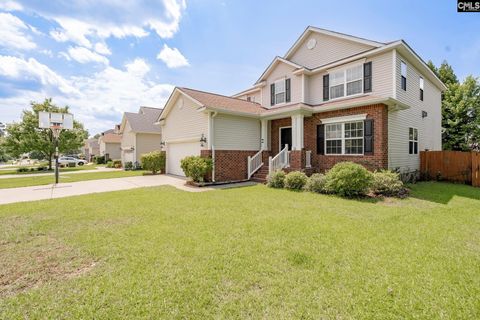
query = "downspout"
xmin=210 ymin=111 xmax=218 ymax=182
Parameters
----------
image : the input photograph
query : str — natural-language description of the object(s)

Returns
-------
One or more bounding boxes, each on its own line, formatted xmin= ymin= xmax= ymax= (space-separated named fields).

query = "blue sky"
xmin=0 ymin=0 xmax=478 ymax=134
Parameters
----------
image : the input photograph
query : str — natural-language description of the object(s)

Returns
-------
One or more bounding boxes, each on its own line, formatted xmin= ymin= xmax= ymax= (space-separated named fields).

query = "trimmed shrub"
xmin=94 ymin=156 xmax=105 ymax=164
xmin=112 ymin=159 xmax=122 ymax=169
xmin=141 ymin=151 xmax=166 ymax=174
xmin=371 ymin=170 xmax=404 ymax=196
xmin=180 ymin=156 xmax=212 ymax=182
xmin=305 ymin=173 xmax=327 ymax=193
xmin=17 ymin=167 xmax=29 ymax=173
xmin=284 ymin=171 xmax=308 ymax=191
xmin=124 ymin=161 xmax=133 ymax=170
xmin=325 ymin=162 xmax=373 ymax=197
xmin=105 ymin=161 xmax=113 ymax=168
xmin=266 ymin=170 xmax=286 ymax=189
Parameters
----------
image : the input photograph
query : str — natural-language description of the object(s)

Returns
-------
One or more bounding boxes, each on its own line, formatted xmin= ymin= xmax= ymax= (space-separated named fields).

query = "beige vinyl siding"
xmin=162 ymin=96 xmax=208 ymax=142
xmin=236 ymin=90 xmax=262 ymax=104
xmin=213 ymin=114 xmax=261 ymax=151
xmin=136 ymin=133 xmax=161 ymax=161
xmin=307 ymin=51 xmax=393 ymax=105
xmin=388 ymin=52 xmax=442 ymax=172
xmin=289 ymin=32 xmax=374 ymax=69
xmin=103 ymin=143 xmax=121 ymax=160
xmin=261 ymin=62 xmax=301 ymax=108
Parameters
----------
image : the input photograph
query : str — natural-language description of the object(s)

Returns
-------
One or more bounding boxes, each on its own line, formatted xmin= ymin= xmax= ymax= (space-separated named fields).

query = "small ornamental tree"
xmin=180 ymin=156 xmax=212 ymax=182
xmin=141 ymin=151 xmax=165 ymax=174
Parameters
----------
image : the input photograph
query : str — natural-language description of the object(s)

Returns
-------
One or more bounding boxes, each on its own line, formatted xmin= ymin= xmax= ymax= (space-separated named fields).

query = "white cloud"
xmin=125 ymin=58 xmax=150 ymax=77
xmin=0 ymin=13 xmax=36 ymax=50
xmin=0 ymin=55 xmax=173 ymax=133
xmin=157 ymin=44 xmax=189 ymax=68
xmin=94 ymin=42 xmax=111 ymax=55
xmin=0 ymin=1 xmax=23 ymax=11
xmin=0 ymin=55 xmax=78 ymax=95
xmin=19 ymin=0 xmax=186 ymax=47
xmin=67 ymin=46 xmax=109 ymax=65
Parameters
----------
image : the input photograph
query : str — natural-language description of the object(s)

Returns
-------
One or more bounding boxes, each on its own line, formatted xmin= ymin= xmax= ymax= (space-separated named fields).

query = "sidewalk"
xmin=0 ymin=175 xmax=214 ymax=205
xmin=0 ymin=167 xmax=119 ymax=179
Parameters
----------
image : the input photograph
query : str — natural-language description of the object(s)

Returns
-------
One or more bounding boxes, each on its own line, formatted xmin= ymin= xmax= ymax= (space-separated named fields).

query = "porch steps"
xmin=251 ymin=166 xmax=269 ymax=183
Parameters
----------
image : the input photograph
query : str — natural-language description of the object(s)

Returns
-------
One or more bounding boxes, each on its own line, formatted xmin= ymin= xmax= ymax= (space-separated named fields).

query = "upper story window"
xmin=329 ymin=64 xmax=363 ymax=100
xmin=401 ymin=61 xmax=407 ymax=91
xmin=270 ymin=78 xmax=291 ymax=106
xmin=419 ymin=77 xmax=424 ymax=101
xmin=274 ymin=79 xmax=285 ymax=104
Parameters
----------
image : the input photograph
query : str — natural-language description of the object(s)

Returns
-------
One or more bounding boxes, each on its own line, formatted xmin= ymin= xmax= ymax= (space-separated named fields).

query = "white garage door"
xmin=167 ymin=142 xmax=201 ymax=176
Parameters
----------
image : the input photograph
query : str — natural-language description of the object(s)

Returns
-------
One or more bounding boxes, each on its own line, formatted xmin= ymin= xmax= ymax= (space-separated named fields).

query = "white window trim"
xmin=320 ymin=114 xmax=367 ymax=124
xmin=408 ymin=127 xmax=418 ymax=155
xmin=401 ymin=60 xmax=407 ymax=77
xmin=328 ymin=63 xmax=364 ymax=101
xmin=325 ymin=121 xmax=364 ymax=156
xmin=274 ymin=79 xmax=286 ymax=105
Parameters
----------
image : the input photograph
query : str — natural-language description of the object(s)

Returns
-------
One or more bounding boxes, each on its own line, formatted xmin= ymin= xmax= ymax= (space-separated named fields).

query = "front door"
xmin=280 ymin=127 xmax=292 ymax=151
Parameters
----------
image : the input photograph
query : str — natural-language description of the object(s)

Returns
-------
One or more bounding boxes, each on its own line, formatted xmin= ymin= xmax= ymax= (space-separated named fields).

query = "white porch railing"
xmin=306 ymin=150 xmax=312 ymax=168
xmin=247 ymin=150 xmax=263 ymax=179
xmin=269 ymin=144 xmax=290 ymax=174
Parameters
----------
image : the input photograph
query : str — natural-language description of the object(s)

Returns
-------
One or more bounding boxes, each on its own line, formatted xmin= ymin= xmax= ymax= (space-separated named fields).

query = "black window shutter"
xmin=270 ymin=83 xmax=275 ymax=106
xmin=317 ymin=124 xmax=325 ymax=155
xmin=285 ymin=78 xmax=291 ymax=103
xmin=364 ymin=119 xmax=374 ymax=155
xmin=363 ymin=62 xmax=372 ymax=93
xmin=323 ymin=74 xmax=329 ymax=101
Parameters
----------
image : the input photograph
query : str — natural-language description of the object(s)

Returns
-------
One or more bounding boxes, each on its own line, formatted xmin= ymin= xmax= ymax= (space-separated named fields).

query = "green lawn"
xmin=0 ymin=182 xmax=479 ymax=319
xmin=0 ymin=170 xmax=145 ymax=189
xmin=0 ymin=164 xmax=102 ymax=176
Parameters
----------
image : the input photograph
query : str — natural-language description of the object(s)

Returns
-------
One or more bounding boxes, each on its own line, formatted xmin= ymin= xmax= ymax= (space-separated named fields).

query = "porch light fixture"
xmin=200 ymin=134 xmax=207 ymax=147
xmin=422 ymin=111 xmax=428 ymax=118
xmin=160 ymin=141 xmax=165 ymax=150
xmin=130 ymin=146 xmax=135 ymax=151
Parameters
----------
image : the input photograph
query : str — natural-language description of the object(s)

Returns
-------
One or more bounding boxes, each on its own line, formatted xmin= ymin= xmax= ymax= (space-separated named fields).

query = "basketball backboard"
xmin=39 ymin=112 xmax=73 ymax=130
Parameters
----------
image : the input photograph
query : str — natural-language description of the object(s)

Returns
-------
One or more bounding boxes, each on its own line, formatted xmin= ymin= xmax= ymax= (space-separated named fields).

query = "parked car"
xmin=53 ymin=157 xmax=88 ymax=166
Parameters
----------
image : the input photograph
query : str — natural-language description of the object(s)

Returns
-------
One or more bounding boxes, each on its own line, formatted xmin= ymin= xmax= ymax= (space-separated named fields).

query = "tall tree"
xmin=4 ymin=99 xmax=88 ymax=169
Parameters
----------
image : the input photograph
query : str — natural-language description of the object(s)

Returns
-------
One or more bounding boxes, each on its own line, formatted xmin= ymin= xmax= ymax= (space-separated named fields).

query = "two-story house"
xmin=158 ymin=26 xmax=446 ymax=182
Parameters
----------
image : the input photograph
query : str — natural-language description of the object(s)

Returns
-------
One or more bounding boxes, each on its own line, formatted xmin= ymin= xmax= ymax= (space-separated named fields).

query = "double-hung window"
xmin=274 ymin=79 xmax=285 ymax=104
xmin=419 ymin=77 xmax=424 ymax=101
xmin=325 ymin=121 xmax=364 ymax=155
xmin=409 ymin=128 xmax=418 ymax=154
xmin=329 ymin=64 xmax=363 ymax=100
xmin=401 ymin=61 xmax=407 ymax=91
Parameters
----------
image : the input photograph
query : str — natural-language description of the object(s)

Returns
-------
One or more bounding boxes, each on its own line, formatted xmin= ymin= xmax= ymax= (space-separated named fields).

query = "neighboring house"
xmin=158 ymin=26 xmax=446 ymax=182
xmin=119 ymin=106 xmax=162 ymax=165
xmin=83 ymin=138 xmax=100 ymax=162
xmin=98 ymin=128 xmax=122 ymax=161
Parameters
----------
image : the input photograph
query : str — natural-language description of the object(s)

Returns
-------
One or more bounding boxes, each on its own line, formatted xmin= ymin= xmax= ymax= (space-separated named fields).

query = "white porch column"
xmin=291 ymin=114 xmax=304 ymax=151
xmin=261 ymin=119 xmax=268 ymax=151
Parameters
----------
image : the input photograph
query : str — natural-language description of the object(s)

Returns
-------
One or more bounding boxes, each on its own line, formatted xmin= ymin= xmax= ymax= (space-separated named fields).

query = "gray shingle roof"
xmin=124 ymin=107 xmax=162 ymax=133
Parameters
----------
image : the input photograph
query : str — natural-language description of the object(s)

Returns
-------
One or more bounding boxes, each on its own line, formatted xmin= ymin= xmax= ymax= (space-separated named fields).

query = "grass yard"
xmin=0 ymin=170 xmax=145 ymax=189
xmin=0 ymin=182 xmax=479 ymax=319
xmin=0 ymin=164 xmax=103 ymax=176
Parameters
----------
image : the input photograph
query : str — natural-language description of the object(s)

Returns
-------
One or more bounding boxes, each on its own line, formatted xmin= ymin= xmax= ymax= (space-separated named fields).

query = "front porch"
xmin=249 ymin=104 xmax=389 ymax=181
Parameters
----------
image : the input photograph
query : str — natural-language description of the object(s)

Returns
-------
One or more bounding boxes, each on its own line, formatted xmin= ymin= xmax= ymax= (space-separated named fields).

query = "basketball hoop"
xmin=51 ymin=124 xmax=62 ymax=139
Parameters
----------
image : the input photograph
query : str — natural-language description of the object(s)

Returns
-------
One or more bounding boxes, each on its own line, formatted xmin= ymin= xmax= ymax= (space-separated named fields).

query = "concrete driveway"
xmin=0 ymin=175 xmax=216 ymax=205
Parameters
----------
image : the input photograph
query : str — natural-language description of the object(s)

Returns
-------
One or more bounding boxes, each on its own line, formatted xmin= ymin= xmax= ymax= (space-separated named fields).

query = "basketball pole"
xmin=55 ymin=136 xmax=59 ymax=184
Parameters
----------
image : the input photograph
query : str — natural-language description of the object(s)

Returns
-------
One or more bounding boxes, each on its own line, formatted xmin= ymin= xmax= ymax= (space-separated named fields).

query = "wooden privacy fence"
xmin=420 ymin=151 xmax=480 ymax=187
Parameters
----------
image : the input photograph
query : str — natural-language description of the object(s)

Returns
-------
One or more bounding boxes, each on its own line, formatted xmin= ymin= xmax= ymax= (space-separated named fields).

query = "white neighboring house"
xmin=157 ymin=26 xmax=446 ymax=182
xmin=119 ymin=107 xmax=162 ymax=165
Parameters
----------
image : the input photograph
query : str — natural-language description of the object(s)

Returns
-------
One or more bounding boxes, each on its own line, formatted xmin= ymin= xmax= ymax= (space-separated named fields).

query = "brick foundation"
xmin=203 ymin=149 xmax=259 ymax=182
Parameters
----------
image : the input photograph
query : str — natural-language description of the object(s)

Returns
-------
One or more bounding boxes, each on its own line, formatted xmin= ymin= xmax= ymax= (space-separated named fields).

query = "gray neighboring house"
xmin=98 ymin=126 xmax=122 ymax=161
xmin=119 ymin=106 xmax=162 ymax=165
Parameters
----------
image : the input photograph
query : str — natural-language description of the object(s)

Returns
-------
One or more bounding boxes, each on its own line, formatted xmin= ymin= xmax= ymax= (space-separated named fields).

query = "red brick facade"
xmin=202 ymin=149 xmax=258 ymax=182
xmin=272 ymin=104 xmax=389 ymax=173
xmin=202 ymin=104 xmax=388 ymax=182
